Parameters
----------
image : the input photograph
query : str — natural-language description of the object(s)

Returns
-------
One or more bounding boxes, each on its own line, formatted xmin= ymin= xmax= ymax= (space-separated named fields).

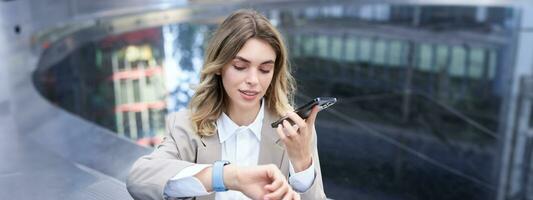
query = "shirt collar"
xmin=217 ymin=99 xmax=264 ymax=143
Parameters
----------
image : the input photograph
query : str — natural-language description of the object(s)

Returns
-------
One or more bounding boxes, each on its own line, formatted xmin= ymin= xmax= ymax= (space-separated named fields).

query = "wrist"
xmin=193 ymin=166 xmax=214 ymax=192
xmin=293 ymin=154 xmax=312 ymax=172
xmin=223 ymin=164 xmax=240 ymax=191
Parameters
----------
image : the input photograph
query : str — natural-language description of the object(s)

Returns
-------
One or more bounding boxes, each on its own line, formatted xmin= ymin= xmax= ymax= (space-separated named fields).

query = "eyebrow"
xmin=235 ymin=56 xmax=274 ymax=65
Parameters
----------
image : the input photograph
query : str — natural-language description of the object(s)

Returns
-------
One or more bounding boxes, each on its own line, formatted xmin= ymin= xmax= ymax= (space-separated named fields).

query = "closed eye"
xmin=233 ymin=65 xmax=246 ymax=71
xmin=259 ymin=65 xmax=273 ymax=73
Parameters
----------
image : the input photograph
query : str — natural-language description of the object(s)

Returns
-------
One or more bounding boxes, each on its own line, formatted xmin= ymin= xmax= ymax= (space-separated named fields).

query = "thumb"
xmin=265 ymin=165 xmax=276 ymax=180
xmin=265 ymin=167 xmax=272 ymax=179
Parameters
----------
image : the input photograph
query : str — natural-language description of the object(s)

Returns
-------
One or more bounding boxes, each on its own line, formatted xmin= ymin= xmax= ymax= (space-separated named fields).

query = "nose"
xmin=245 ymin=69 xmax=259 ymax=86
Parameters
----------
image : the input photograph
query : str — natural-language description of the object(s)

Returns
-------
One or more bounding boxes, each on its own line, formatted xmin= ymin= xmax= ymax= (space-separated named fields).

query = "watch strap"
xmin=212 ymin=160 xmax=230 ymax=192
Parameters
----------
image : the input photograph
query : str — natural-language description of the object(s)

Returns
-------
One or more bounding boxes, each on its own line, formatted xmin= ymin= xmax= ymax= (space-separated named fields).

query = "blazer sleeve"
xmin=127 ymin=110 xmax=201 ymax=200
xmin=300 ymin=127 xmax=327 ymax=200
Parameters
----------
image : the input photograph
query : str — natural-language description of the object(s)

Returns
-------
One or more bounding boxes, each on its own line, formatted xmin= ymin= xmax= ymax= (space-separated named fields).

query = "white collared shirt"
xmin=164 ymin=99 xmax=315 ymax=199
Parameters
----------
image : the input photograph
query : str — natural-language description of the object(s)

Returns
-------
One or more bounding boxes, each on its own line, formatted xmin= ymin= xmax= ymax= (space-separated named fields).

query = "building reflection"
xmin=110 ymin=43 xmax=166 ymax=146
xmin=33 ymin=3 xmax=529 ymax=200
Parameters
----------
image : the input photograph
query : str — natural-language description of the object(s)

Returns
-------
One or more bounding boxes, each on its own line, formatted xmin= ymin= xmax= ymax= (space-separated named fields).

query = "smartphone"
xmin=271 ymin=97 xmax=337 ymax=128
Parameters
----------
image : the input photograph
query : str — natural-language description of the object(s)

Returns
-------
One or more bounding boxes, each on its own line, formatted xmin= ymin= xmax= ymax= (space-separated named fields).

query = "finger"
xmin=276 ymin=125 xmax=287 ymax=141
xmin=265 ymin=170 xmax=288 ymax=199
xmin=286 ymin=112 xmax=306 ymax=131
xmin=294 ymin=191 xmax=301 ymax=200
xmin=264 ymin=173 xmax=283 ymax=191
xmin=291 ymin=124 xmax=299 ymax=131
xmin=265 ymin=165 xmax=284 ymax=184
xmin=282 ymin=120 xmax=298 ymax=137
xmin=265 ymin=181 xmax=288 ymax=200
xmin=282 ymin=189 xmax=295 ymax=200
xmin=290 ymin=190 xmax=299 ymax=200
xmin=265 ymin=165 xmax=275 ymax=180
xmin=306 ymin=105 xmax=320 ymax=127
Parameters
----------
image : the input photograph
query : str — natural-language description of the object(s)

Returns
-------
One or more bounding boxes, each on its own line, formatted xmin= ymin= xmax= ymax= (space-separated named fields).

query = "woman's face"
xmin=220 ymin=37 xmax=276 ymax=112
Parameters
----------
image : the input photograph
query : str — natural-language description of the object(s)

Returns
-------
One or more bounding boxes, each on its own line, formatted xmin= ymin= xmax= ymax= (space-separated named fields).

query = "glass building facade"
xmin=32 ymin=3 xmax=533 ymax=200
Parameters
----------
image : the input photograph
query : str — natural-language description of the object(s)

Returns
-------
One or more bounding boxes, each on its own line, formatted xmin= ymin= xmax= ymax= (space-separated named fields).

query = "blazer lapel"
xmin=196 ymin=132 xmax=220 ymax=200
xmin=197 ymin=131 xmax=221 ymax=164
xmin=258 ymin=110 xmax=285 ymax=167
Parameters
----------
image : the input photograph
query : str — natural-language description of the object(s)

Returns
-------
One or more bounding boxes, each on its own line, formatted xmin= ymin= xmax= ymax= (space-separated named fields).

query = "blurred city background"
xmin=1 ymin=0 xmax=533 ymax=199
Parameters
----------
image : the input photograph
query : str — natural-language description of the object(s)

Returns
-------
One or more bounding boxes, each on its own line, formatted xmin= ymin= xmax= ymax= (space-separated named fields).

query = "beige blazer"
xmin=127 ymin=109 xmax=326 ymax=200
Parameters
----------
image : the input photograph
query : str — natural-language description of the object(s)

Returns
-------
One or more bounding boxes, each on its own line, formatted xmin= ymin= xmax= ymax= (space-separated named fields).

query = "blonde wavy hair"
xmin=188 ymin=9 xmax=295 ymax=137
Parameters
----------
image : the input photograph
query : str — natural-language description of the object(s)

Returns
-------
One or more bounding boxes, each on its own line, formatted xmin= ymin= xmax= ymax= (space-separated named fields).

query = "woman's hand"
xmin=195 ymin=164 xmax=299 ymax=200
xmin=275 ymin=105 xmax=319 ymax=172
xmin=230 ymin=164 xmax=297 ymax=200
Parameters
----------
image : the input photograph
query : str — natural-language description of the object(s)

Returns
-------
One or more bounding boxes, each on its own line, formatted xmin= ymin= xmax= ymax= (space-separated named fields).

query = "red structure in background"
xmin=111 ymin=65 xmax=166 ymax=147
xmin=108 ymin=67 xmax=163 ymax=81
xmin=114 ymin=101 xmax=166 ymax=113
xmin=102 ymin=27 xmax=165 ymax=147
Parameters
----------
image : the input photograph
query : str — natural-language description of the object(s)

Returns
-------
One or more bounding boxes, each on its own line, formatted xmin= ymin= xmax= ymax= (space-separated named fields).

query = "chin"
xmin=240 ymin=99 xmax=261 ymax=107
xmin=236 ymin=95 xmax=262 ymax=107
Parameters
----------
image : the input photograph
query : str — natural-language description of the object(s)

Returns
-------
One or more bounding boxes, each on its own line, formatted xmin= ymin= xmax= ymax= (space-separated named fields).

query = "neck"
xmin=226 ymin=101 xmax=261 ymax=126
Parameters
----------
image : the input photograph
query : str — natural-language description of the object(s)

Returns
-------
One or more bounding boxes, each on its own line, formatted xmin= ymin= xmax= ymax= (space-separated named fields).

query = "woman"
xmin=127 ymin=9 xmax=326 ymax=200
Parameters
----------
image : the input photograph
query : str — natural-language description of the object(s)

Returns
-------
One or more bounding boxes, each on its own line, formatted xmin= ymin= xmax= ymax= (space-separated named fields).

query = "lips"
xmin=239 ymin=89 xmax=259 ymax=95
xmin=239 ymin=89 xmax=259 ymax=100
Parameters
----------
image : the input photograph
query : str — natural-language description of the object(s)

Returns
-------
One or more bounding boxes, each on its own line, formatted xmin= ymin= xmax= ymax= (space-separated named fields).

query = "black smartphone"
xmin=271 ymin=97 xmax=337 ymax=128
